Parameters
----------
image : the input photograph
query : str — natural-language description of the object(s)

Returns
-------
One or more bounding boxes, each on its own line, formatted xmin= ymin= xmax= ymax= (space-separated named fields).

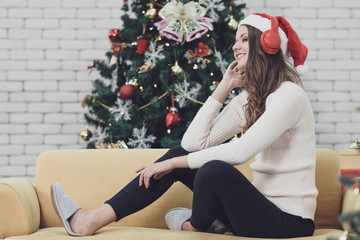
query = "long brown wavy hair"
xmin=241 ymin=25 xmax=303 ymax=133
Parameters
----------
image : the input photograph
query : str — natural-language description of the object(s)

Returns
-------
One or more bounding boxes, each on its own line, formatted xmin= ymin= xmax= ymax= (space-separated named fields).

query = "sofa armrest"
xmin=0 ymin=177 xmax=40 ymax=239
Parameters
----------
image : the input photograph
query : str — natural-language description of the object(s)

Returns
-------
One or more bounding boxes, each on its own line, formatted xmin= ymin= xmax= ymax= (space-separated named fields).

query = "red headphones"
xmin=259 ymin=16 xmax=281 ymax=54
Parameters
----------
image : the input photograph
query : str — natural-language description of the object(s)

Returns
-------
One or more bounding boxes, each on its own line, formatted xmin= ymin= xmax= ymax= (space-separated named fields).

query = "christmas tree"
xmin=81 ymin=0 xmax=246 ymax=149
xmin=328 ymin=175 xmax=360 ymax=240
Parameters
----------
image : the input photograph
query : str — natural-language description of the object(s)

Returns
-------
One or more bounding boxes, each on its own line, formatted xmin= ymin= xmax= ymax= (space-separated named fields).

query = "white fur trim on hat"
xmin=295 ymin=65 xmax=309 ymax=76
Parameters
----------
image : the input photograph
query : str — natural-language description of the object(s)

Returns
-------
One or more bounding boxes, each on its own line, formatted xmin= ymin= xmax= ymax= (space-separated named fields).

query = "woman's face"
xmin=232 ymin=25 xmax=249 ymax=72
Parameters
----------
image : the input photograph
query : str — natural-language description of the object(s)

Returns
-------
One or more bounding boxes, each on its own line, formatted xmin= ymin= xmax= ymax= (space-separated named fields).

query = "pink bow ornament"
xmin=154 ymin=0 xmax=214 ymax=43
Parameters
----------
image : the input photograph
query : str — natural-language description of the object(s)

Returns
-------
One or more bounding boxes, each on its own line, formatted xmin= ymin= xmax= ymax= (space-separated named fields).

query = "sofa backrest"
xmin=35 ymin=148 xmax=341 ymax=230
xmin=313 ymin=149 xmax=341 ymax=229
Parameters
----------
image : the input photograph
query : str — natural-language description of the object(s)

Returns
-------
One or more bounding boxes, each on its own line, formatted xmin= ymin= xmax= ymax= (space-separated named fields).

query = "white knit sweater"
xmin=181 ymin=81 xmax=318 ymax=220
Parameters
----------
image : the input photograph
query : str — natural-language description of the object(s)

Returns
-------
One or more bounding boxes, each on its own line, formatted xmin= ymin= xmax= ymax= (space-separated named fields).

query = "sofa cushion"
xmin=36 ymin=149 xmax=188 ymax=229
xmin=5 ymin=227 xmax=344 ymax=240
xmin=35 ymin=148 xmax=341 ymax=230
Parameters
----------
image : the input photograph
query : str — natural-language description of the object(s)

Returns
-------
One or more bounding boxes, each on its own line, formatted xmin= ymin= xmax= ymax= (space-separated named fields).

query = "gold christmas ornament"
xmin=228 ymin=15 xmax=238 ymax=31
xmin=80 ymin=127 xmax=92 ymax=141
xmin=145 ymin=3 xmax=157 ymax=19
xmin=171 ymin=61 xmax=184 ymax=75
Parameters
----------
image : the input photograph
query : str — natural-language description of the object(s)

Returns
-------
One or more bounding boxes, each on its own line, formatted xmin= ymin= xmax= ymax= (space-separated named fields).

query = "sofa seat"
xmin=0 ymin=148 xmax=351 ymax=240
xmin=5 ymin=227 xmax=344 ymax=240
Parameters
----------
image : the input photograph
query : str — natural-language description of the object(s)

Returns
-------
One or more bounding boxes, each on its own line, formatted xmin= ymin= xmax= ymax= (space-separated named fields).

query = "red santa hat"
xmin=239 ymin=13 xmax=308 ymax=75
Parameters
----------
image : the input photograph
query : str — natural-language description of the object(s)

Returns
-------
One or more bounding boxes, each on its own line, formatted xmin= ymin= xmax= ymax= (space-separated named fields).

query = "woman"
xmin=51 ymin=13 xmax=318 ymax=238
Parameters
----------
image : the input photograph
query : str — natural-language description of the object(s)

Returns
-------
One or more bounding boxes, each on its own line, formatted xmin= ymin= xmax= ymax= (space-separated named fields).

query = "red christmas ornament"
xmin=166 ymin=91 xmax=181 ymax=127
xmin=119 ymin=85 xmax=135 ymax=100
xmin=166 ymin=108 xmax=181 ymax=127
xmin=108 ymin=29 xmax=121 ymax=42
xmin=111 ymin=42 xmax=127 ymax=55
xmin=137 ymin=36 xmax=148 ymax=55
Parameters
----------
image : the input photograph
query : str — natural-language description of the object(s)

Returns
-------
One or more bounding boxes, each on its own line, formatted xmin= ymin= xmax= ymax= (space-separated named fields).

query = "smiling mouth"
xmin=235 ymin=53 xmax=245 ymax=59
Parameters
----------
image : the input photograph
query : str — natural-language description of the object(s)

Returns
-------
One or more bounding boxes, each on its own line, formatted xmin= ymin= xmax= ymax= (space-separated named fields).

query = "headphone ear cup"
xmin=260 ymin=30 xmax=281 ymax=54
xmin=260 ymin=16 xmax=281 ymax=54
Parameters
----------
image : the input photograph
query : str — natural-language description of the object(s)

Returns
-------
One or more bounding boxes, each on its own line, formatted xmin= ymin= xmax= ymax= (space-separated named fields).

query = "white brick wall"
xmin=245 ymin=1 xmax=360 ymax=154
xmin=1 ymin=0 xmax=360 ymax=180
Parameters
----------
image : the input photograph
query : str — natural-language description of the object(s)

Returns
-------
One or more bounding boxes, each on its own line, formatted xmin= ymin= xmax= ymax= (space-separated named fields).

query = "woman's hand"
xmin=135 ymin=155 xmax=189 ymax=189
xmin=222 ymin=60 xmax=246 ymax=89
xmin=212 ymin=60 xmax=246 ymax=103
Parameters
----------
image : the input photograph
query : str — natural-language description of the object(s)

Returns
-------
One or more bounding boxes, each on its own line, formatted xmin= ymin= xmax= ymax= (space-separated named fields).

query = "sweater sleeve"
xmin=181 ymin=95 xmax=244 ymax=152
xmin=187 ymin=82 xmax=306 ymax=169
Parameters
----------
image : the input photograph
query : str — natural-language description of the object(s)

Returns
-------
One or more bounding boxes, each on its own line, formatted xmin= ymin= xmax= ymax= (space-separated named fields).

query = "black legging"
xmin=105 ymin=146 xmax=315 ymax=238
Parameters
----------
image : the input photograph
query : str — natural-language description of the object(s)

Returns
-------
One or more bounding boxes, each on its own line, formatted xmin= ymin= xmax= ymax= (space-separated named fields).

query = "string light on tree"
xmin=224 ymin=91 xmax=237 ymax=105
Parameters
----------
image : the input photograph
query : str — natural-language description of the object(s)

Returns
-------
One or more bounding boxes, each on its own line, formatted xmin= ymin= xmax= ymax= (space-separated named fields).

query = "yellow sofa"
xmin=0 ymin=148 xmax=349 ymax=239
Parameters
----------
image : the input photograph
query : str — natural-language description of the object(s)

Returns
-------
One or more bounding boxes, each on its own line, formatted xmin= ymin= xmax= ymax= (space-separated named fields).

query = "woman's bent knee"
xmin=195 ymin=160 xmax=231 ymax=184
xmin=195 ymin=160 xmax=247 ymax=187
xmin=198 ymin=160 xmax=232 ymax=175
